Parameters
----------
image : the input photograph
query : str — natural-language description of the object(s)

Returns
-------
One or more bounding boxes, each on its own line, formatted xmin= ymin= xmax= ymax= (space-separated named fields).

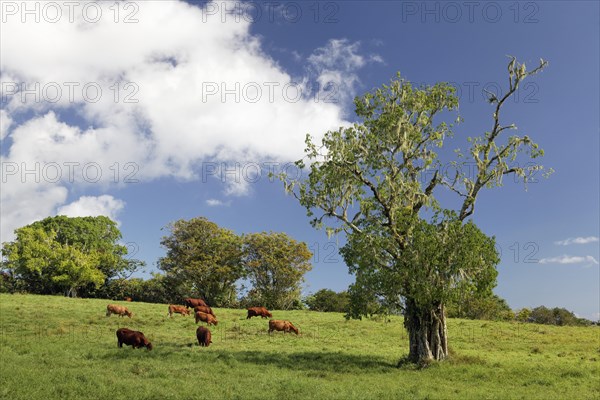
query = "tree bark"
xmin=403 ymin=298 xmax=448 ymax=363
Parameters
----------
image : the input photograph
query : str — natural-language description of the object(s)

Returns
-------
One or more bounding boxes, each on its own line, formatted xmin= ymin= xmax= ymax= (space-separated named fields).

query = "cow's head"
xmin=290 ymin=324 xmax=299 ymax=335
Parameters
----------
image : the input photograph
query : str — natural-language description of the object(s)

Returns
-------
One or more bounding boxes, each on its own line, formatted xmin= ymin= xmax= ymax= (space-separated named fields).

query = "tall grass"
xmin=0 ymin=294 xmax=597 ymax=399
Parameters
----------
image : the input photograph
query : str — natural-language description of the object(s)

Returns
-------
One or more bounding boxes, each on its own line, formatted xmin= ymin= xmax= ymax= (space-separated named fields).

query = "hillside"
xmin=0 ymin=294 xmax=598 ymax=399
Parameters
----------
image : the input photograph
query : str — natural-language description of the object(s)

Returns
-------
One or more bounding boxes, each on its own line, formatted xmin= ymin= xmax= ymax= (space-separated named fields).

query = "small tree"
xmin=243 ymin=232 xmax=312 ymax=309
xmin=280 ymin=57 xmax=549 ymax=363
xmin=158 ymin=217 xmax=244 ymax=307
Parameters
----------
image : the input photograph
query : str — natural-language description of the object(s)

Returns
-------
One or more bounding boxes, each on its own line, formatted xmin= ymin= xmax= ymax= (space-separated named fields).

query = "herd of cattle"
xmin=106 ymin=298 xmax=299 ymax=351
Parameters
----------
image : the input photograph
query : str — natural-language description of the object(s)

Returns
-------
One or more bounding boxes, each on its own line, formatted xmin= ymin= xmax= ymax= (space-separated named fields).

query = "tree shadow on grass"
xmin=210 ymin=349 xmax=396 ymax=373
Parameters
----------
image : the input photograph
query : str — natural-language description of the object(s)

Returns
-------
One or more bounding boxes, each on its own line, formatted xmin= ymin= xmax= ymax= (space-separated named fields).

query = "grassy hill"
xmin=0 ymin=294 xmax=598 ymax=399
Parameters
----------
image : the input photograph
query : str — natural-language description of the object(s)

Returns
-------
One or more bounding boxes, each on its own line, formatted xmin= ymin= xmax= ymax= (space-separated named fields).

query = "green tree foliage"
xmin=158 ymin=217 xmax=244 ymax=307
xmin=305 ymin=289 xmax=350 ymax=312
xmin=447 ymin=293 xmax=513 ymax=321
xmin=0 ymin=271 xmax=16 ymax=293
xmin=515 ymin=308 xmax=532 ymax=322
xmin=280 ymin=57 xmax=549 ymax=363
xmin=344 ymin=284 xmax=392 ymax=319
xmin=528 ymin=306 xmax=591 ymax=326
xmin=27 ymin=216 xmax=134 ymax=280
xmin=243 ymin=232 xmax=313 ymax=310
xmin=100 ymin=274 xmax=178 ymax=304
xmin=1 ymin=216 xmax=140 ymax=297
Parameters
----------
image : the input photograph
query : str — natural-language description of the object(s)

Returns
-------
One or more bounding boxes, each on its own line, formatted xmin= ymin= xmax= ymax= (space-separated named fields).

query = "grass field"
xmin=0 ymin=294 xmax=598 ymax=399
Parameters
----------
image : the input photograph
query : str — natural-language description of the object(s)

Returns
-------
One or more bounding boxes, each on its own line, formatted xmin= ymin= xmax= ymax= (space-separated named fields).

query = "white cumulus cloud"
xmin=307 ymin=38 xmax=384 ymax=104
xmin=538 ymin=255 xmax=599 ymax=266
xmin=0 ymin=110 xmax=13 ymax=140
xmin=206 ymin=199 xmax=230 ymax=207
xmin=57 ymin=195 xmax=125 ymax=224
xmin=554 ymin=236 xmax=599 ymax=246
xmin=0 ymin=1 xmax=377 ymax=241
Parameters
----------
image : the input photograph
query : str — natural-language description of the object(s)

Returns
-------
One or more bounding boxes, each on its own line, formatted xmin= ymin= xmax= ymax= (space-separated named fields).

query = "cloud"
xmin=0 ymin=110 xmax=13 ymax=140
xmin=0 ymin=184 xmax=68 ymax=242
xmin=307 ymin=39 xmax=384 ymax=104
xmin=538 ymin=255 xmax=599 ymax=266
xmin=206 ymin=199 xmax=230 ymax=207
xmin=57 ymin=195 xmax=125 ymax=224
xmin=0 ymin=1 xmax=378 ymax=241
xmin=554 ymin=236 xmax=599 ymax=246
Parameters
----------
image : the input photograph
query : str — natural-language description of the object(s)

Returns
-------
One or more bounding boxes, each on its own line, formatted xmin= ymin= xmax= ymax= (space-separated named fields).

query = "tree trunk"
xmin=403 ymin=298 xmax=448 ymax=363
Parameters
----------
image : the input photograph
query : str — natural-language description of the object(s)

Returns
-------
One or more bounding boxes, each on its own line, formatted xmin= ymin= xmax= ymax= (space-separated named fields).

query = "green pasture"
xmin=0 ymin=294 xmax=597 ymax=399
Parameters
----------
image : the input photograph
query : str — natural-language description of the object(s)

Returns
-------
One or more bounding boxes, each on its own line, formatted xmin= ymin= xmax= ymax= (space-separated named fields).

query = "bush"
xmin=515 ymin=308 xmax=532 ymax=322
xmin=95 ymin=274 xmax=182 ymax=304
xmin=240 ymin=288 xmax=304 ymax=310
xmin=344 ymin=284 xmax=390 ymax=320
xmin=447 ymin=294 xmax=513 ymax=321
xmin=528 ymin=306 xmax=591 ymax=326
xmin=0 ymin=271 xmax=16 ymax=293
xmin=305 ymin=289 xmax=350 ymax=312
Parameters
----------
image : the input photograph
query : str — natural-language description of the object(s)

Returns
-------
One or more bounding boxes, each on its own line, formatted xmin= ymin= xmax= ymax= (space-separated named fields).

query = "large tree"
xmin=243 ymin=232 xmax=312 ymax=309
xmin=280 ymin=57 xmax=549 ymax=363
xmin=1 ymin=216 xmax=138 ymax=297
xmin=158 ymin=217 xmax=244 ymax=307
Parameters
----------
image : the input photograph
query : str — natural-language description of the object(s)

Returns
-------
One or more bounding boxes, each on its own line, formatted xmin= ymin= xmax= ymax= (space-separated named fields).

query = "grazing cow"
xmin=124 ymin=297 xmax=132 ymax=302
xmin=184 ymin=298 xmax=208 ymax=308
xmin=268 ymin=320 xmax=299 ymax=335
xmin=168 ymin=304 xmax=190 ymax=317
xmin=193 ymin=305 xmax=215 ymax=317
xmin=196 ymin=326 xmax=212 ymax=347
xmin=106 ymin=304 xmax=133 ymax=318
xmin=246 ymin=307 xmax=272 ymax=319
xmin=195 ymin=311 xmax=218 ymax=326
xmin=116 ymin=328 xmax=153 ymax=350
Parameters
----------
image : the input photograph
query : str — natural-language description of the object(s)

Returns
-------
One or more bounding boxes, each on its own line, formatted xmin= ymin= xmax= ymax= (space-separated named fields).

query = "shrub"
xmin=305 ymin=289 xmax=350 ymax=312
xmin=447 ymin=294 xmax=513 ymax=321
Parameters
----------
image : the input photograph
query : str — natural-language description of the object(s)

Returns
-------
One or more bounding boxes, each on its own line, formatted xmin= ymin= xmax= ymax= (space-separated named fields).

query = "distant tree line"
xmin=1 ymin=216 xmax=313 ymax=310
xmin=340 ymin=289 xmax=595 ymax=326
xmin=513 ymin=306 xmax=594 ymax=327
xmin=1 ymin=215 xmax=594 ymax=325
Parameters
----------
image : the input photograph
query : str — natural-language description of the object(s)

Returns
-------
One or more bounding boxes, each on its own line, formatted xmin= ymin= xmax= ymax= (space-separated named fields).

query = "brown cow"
xmin=106 ymin=304 xmax=132 ymax=318
xmin=195 ymin=311 xmax=218 ymax=326
xmin=268 ymin=320 xmax=299 ymax=335
xmin=196 ymin=326 xmax=212 ymax=347
xmin=246 ymin=307 xmax=272 ymax=319
xmin=193 ymin=305 xmax=215 ymax=317
xmin=124 ymin=297 xmax=132 ymax=302
xmin=116 ymin=328 xmax=153 ymax=350
xmin=168 ymin=304 xmax=190 ymax=317
xmin=184 ymin=298 xmax=208 ymax=308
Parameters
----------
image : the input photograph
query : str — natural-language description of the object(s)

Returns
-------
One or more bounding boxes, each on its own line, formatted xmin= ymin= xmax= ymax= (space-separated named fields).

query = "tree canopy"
xmin=158 ymin=217 xmax=244 ymax=307
xmin=243 ymin=232 xmax=313 ymax=309
xmin=1 ymin=215 xmax=140 ymax=297
xmin=280 ymin=57 xmax=550 ymax=363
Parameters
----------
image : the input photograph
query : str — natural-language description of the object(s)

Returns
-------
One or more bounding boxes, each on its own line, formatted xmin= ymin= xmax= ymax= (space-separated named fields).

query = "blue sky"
xmin=1 ymin=1 xmax=598 ymax=319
